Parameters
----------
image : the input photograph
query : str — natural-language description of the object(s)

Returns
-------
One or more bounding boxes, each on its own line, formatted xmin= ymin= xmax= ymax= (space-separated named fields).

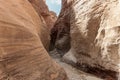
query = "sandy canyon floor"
xmin=50 ymin=50 xmax=103 ymax=80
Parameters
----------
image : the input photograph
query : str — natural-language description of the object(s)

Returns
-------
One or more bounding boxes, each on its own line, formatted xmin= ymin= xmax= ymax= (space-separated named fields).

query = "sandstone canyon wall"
xmin=0 ymin=0 xmax=67 ymax=80
xmin=28 ymin=0 xmax=57 ymax=30
xmin=28 ymin=0 xmax=57 ymax=50
xmin=50 ymin=0 xmax=71 ymax=53
xmin=52 ymin=0 xmax=120 ymax=79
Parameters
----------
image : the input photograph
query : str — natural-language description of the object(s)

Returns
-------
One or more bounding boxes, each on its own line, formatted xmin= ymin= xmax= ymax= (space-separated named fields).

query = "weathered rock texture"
xmin=28 ymin=0 xmax=57 ymax=50
xmin=50 ymin=0 xmax=71 ymax=53
xmin=29 ymin=0 xmax=57 ymax=30
xmin=0 ymin=0 xmax=67 ymax=80
xmin=52 ymin=0 xmax=120 ymax=79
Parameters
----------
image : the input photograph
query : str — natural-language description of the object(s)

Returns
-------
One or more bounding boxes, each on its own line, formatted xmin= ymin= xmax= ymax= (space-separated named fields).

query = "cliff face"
xmin=28 ymin=0 xmax=57 ymax=50
xmin=0 ymin=0 xmax=67 ymax=80
xmin=52 ymin=0 xmax=120 ymax=79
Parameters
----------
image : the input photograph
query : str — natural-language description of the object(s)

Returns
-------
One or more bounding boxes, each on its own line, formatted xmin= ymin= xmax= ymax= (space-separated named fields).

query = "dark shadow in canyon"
xmin=49 ymin=5 xmax=71 ymax=56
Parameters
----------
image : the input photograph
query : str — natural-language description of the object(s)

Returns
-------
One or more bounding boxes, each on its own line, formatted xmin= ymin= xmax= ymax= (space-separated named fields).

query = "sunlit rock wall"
xmin=52 ymin=0 xmax=120 ymax=79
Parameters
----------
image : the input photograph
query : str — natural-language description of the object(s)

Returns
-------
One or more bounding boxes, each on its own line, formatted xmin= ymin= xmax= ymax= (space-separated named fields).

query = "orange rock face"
xmin=0 ymin=0 xmax=67 ymax=80
xmin=28 ymin=0 xmax=57 ymax=30
xmin=28 ymin=0 xmax=57 ymax=50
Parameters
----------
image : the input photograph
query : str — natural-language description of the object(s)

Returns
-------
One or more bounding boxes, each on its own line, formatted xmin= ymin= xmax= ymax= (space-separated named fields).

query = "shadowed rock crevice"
xmin=49 ymin=0 xmax=72 ymax=56
xmin=76 ymin=63 xmax=118 ymax=80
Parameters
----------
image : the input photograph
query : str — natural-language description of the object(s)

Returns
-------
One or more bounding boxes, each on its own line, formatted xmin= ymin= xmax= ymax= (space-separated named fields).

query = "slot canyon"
xmin=0 ymin=0 xmax=120 ymax=80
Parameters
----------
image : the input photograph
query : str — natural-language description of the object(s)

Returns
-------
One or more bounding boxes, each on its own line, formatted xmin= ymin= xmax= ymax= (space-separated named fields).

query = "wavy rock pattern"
xmin=28 ymin=0 xmax=57 ymax=50
xmin=0 ymin=0 xmax=67 ymax=80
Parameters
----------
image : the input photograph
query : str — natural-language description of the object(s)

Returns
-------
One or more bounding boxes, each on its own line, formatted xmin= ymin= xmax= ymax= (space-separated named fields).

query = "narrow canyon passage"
xmin=0 ymin=0 xmax=119 ymax=80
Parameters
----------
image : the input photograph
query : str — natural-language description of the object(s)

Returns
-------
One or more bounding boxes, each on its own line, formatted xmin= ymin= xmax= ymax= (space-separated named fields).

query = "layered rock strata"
xmin=28 ymin=0 xmax=57 ymax=50
xmin=0 ymin=0 xmax=67 ymax=80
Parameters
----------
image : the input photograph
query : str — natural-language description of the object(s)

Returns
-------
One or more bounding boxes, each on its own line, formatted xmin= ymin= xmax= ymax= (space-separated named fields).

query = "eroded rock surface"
xmin=29 ymin=0 xmax=57 ymax=30
xmin=0 ymin=0 xmax=67 ymax=80
xmin=50 ymin=0 xmax=71 ymax=53
xmin=28 ymin=0 xmax=57 ymax=50
xmin=51 ymin=0 xmax=120 ymax=79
